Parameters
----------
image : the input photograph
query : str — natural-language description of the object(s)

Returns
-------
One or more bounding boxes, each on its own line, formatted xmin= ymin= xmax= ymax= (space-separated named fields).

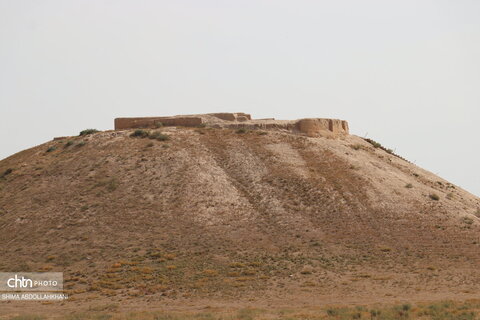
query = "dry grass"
xmin=11 ymin=300 xmax=480 ymax=320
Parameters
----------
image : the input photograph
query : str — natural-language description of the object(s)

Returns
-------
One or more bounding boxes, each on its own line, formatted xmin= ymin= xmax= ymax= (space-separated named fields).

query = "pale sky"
xmin=0 ymin=0 xmax=479 ymax=196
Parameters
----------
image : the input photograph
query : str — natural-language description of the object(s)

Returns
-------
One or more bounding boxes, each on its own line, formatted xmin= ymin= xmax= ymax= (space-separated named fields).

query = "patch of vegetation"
xmin=130 ymin=130 xmax=170 ymax=141
xmin=154 ymin=121 xmax=164 ymax=128
xmin=31 ymin=298 xmax=480 ymax=320
xmin=405 ymin=183 xmax=413 ymax=188
xmin=0 ymin=168 xmax=13 ymax=178
xmin=362 ymin=138 xmax=412 ymax=163
xmin=364 ymin=138 xmax=382 ymax=149
xmin=350 ymin=144 xmax=363 ymax=150
xmin=46 ymin=146 xmax=56 ymax=153
xmin=236 ymin=128 xmax=247 ymax=134
xmin=257 ymin=131 xmax=268 ymax=135
xmin=64 ymin=141 xmax=74 ymax=148
xmin=462 ymin=217 xmax=474 ymax=225
xmin=429 ymin=193 xmax=440 ymax=201
xmin=148 ymin=131 xmax=170 ymax=141
xmin=79 ymin=129 xmax=100 ymax=136
xmin=76 ymin=141 xmax=86 ymax=147
xmin=130 ymin=129 xmax=150 ymax=138
xmin=9 ymin=315 xmax=45 ymax=320
xmin=94 ymin=178 xmax=118 ymax=192
xmin=363 ymin=138 xmax=393 ymax=152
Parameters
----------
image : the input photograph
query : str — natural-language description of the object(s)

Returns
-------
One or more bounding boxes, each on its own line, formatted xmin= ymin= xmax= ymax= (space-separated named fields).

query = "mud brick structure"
xmin=114 ymin=113 xmax=349 ymax=138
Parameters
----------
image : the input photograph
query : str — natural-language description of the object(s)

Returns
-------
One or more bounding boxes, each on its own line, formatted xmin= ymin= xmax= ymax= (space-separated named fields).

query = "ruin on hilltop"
xmin=114 ymin=113 xmax=349 ymax=138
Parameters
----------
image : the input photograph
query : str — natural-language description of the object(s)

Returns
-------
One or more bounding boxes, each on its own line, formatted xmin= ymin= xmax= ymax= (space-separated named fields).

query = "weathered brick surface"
xmin=114 ymin=113 xmax=349 ymax=138
xmin=295 ymin=119 xmax=349 ymax=137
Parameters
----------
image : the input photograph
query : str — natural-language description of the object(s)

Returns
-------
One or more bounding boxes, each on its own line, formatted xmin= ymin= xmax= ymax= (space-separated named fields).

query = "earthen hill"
xmin=0 ymin=112 xmax=479 ymax=314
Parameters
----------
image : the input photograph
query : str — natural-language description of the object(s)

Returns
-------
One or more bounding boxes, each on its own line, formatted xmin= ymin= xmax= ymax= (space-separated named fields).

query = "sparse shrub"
xmin=351 ymin=144 xmax=362 ymax=150
xmin=76 ymin=141 xmax=86 ymax=147
xmin=362 ymin=138 xmax=404 ymax=160
xmin=326 ymin=308 xmax=339 ymax=316
xmin=79 ymin=129 xmax=99 ymax=136
xmin=429 ymin=193 xmax=440 ymax=201
xmin=402 ymin=303 xmax=412 ymax=311
xmin=236 ymin=128 xmax=247 ymax=134
xmin=446 ymin=192 xmax=454 ymax=200
xmin=370 ymin=309 xmax=380 ymax=317
xmin=462 ymin=217 xmax=474 ymax=225
xmin=94 ymin=178 xmax=118 ymax=192
xmin=257 ymin=131 xmax=268 ymax=135
xmin=1 ymin=168 xmax=13 ymax=178
xmin=64 ymin=141 xmax=74 ymax=148
xmin=46 ymin=146 xmax=56 ymax=153
xmin=405 ymin=183 xmax=413 ymax=188
xmin=130 ymin=129 xmax=149 ymax=138
xmin=236 ymin=308 xmax=256 ymax=320
xmin=352 ymin=312 xmax=361 ymax=319
xmin=130 ymin=129 xmax=170 ymax=141
xmin=154 ymin=121 xmax=164 ymax=128
xmin=365 ymin=138 xmax=382 ymax=148
xmin=149 ymin=131 xmax=170 ymax=141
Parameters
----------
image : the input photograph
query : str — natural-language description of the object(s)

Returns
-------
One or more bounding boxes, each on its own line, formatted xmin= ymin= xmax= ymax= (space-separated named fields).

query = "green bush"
xmin=236 ymin=128 xmax=247 ymax=134
xmin=131 ymin=130 xmax=169 ymax=141
xmin=366 ymin=138 xmax=382 ymax=148
xmin=64 ymin=141 xmax=74 ymax=148
xmin=351 ymin=144 xmax=362 ymax=150
xmin=148 ymin=131 xmax=170 ymax=141
xmin=429 ymin=193 xmax=440 ymax=201
xmin=46 ymin=147 xmax=56 ymax=153
xmin=130 ymin=129 xmax=149 ymax=138
xmin=79 ymin=129 xmax=99 ymax=136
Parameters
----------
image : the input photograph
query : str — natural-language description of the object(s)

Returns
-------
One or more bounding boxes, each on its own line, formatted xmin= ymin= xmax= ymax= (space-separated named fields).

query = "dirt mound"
xmin=0 ymin=125 xmax=479 ymax=310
